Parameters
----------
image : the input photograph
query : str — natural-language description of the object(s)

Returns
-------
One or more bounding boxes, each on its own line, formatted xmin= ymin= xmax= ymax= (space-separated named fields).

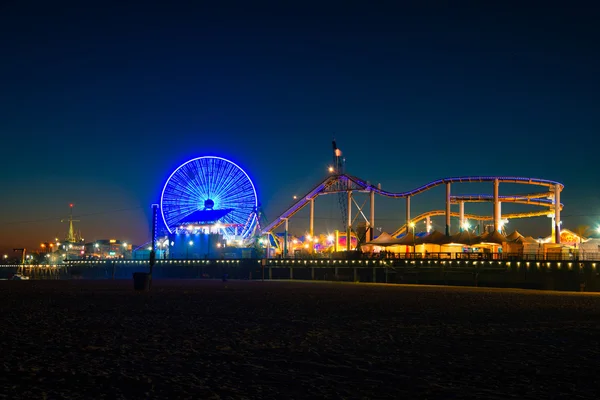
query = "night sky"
xmin=1 ymin=1 xmax=599 ymax=252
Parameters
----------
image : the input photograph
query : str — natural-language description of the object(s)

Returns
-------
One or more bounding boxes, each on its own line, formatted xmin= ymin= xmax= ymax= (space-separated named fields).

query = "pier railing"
xmin=3 ymin=256 xmax=599 ymax=292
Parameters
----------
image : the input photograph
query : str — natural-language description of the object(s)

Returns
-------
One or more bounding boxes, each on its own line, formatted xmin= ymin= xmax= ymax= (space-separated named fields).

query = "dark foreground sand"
xmin=1 ymin=280 xmax=599 ymax=399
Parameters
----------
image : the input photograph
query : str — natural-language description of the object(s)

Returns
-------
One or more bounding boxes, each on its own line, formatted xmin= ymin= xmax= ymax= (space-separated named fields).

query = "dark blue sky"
xmin=1 ymin=1 xmax=599 ymax=249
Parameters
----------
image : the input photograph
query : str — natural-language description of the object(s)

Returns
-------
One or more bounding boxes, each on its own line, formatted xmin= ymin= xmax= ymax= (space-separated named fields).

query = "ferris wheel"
xmin=160 ymin=156 xmax=258 ymax=239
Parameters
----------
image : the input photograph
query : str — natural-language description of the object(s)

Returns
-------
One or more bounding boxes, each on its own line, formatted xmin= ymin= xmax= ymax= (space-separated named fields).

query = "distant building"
xmin=83 ymin=239 xmax=132 ymax=259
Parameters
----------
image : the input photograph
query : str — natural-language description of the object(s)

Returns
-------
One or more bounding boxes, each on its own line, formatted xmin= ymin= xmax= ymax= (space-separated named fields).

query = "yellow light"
xmin=328 ymin=166 xmax=334 ymax=173
xmin=293 ymin=195 xmax=298 ymax=200
xmin=409 ymin=222 xmax=415 ymax=228
xmin=306 ymin=234 xmax=311 ymax=240
xmin=109 ymin=239 xmax=116 ymax=243
xmin=217 ymin=243 xmax=221 ymax=248
xmin=41 ymin=243 xmax=45 ymax=248
xmin=327 ymin=235 xmax=334 ymax=242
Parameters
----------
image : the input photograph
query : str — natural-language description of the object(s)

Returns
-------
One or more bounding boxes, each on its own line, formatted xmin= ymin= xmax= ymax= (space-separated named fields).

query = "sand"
xmin=1 ymin=280 xmax=599 ymax=399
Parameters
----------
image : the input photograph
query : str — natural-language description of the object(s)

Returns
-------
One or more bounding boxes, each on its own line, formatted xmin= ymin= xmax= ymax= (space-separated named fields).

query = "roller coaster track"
xmin=391 ymin=210 xmax=552 ymax=237
xmin=261 ymin=174 xmax=564 ymax=234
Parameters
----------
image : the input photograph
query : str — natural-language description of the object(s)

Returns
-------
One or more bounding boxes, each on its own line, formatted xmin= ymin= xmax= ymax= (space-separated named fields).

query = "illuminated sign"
xmin=109 ymin=239 xmax=116 ymax=243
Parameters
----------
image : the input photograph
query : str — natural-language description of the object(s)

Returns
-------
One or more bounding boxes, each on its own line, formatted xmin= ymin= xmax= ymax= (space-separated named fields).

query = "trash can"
xmin=133 ymin=272 xmax=152 ymax=291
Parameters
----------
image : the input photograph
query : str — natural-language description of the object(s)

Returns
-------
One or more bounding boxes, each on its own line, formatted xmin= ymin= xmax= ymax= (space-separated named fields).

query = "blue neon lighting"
xmin=160 ymin=156 xmax=258 ymax=239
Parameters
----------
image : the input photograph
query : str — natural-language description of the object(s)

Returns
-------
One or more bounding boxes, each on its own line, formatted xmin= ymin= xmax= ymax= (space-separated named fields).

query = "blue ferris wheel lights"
xmin=160 ymin=156 xmax=258 ymax=238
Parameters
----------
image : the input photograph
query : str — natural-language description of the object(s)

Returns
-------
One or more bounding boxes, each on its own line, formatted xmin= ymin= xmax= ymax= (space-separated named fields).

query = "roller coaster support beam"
xmin=445 ymin=183 xmax=451 ymax=236
xmin=369 ymin=190 xmax=375 ymax=241
xmin=498 ymin=200 xmax=504 ymax=228
xmin=493 ymin=178 xmax=500 ymax=233
xmin=406 ymin=196 xmax=411 ymax=233
xmin=426 ymin=216 xmax=432 ymax=233
xmin=347 ymin=191 xmax=352 ymax=251
xmin=266 ymin=234 xmax=271 ymax=259
xmin=555 ymin=184 xmax=561 ymax=244
xmin=309 ymin=198 xmax=314 ymax=238
xmin=459 ymin=201 xmax=465 ymax=231
xmin=283 ymin=218 xmax=289 ymax=257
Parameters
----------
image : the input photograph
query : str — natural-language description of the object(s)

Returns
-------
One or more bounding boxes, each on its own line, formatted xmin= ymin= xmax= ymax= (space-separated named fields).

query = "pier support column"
xmin=372 ymin=268 xmax=376 ymax=282
xmin=311 ymin=267 xmax=315 ymax=280
xmin=268 ymin=266 xmax=272 ymax=280
xmin=555 ymin=184 xmax=561 ymax=244
xmin=459 ymin=201 xmax=465 ymax=231
xmin=406 ymin=195 xmax=411 ymax=233
xmin=445 ymin=182 xmax=451 ymax=236
xmin=283 ymin=218 xmax=289 ymax=257
xmin=493 ymin=179 xmax=500 ymax=233
xmin=347 ymin=191 xmax=352 ymax=251
xmin=334 ymin=266 xmax=339 ymax=278
xmin=289 ymin=267 xmax=293 ymax=280
xmin=354 ymin=267 xmax=358 ymax=282
xmin=369 ymin=190 xmax=375 ymax=241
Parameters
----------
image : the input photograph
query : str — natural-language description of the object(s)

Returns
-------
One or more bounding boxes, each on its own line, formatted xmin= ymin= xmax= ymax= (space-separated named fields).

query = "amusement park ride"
xmin=259 ymin=142 xmax=565 ymax=256
xmin=143 ymin=142 xmax=566 ymax=259
xmin=13 ymin=145 xmax=573 ymax=265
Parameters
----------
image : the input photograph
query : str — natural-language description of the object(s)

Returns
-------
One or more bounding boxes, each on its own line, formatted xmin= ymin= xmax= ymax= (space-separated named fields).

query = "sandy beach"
xmin=1 ymin=280 xmax=599 ymax=399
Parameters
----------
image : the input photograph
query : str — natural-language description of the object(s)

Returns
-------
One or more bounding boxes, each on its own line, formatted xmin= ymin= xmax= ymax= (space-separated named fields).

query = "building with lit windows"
xmin=83 ymin=239 xmax=132 ymax=259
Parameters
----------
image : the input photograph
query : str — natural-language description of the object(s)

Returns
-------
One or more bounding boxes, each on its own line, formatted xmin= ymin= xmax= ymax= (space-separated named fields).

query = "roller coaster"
xmin=262 ymin=173 xmax=564 ymax=252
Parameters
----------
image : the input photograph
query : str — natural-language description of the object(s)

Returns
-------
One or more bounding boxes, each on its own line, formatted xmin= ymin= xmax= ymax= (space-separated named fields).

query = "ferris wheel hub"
xmin=204 ymin=199 xmax=215 ymax=210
